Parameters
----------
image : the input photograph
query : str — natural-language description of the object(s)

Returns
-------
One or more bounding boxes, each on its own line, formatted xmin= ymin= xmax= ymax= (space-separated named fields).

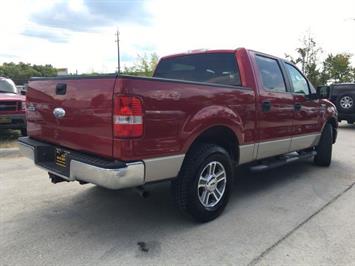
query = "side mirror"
xmin=316 ymin=86 xmax=330 ymax=99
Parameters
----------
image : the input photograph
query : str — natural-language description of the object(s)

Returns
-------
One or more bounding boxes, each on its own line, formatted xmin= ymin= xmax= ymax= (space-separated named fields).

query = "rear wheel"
xmin=314 ymin=124 xmax=333 ymax=166
xmin=171 ymin=143 xmax=233 ymax=222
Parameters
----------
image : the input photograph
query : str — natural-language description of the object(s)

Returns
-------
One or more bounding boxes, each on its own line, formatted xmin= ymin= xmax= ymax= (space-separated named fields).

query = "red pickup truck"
xmin=19 ymin=48 xmax=337 ymax=222
xmin=0 ymin=77 xmax=26 ymax=135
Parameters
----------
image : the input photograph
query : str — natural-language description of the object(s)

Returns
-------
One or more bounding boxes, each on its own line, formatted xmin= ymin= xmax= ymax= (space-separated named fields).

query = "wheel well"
xmin=189 ymin=126 xmax=239 ymax=162
xmin=327 ymin=118 xmax=337 ymax=144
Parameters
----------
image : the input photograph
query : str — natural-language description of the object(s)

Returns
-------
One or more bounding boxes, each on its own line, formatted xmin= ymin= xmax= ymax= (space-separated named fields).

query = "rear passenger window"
xmin=255 ymin=55 xmax=286 ymax=93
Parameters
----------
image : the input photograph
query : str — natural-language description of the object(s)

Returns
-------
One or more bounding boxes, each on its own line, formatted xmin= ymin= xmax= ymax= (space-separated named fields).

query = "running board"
xmin=249 ymin=151 xmax=316 ymax=172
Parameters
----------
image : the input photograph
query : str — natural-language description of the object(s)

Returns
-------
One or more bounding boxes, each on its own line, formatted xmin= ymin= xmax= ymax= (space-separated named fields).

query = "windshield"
xmin=0 ymin=79 xmax=17 ymax=93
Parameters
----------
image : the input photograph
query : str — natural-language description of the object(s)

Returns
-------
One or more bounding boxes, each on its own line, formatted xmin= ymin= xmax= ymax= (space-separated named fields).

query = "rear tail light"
xmin=113 ymin=96 xmax=143 ymax=138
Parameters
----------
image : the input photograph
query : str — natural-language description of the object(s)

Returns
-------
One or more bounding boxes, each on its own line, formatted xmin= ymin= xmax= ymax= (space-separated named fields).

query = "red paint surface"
xmin=27 ymin=79 xmax=115 ymax=158
xmin=26 ymin=48 xmax=337 ymax=161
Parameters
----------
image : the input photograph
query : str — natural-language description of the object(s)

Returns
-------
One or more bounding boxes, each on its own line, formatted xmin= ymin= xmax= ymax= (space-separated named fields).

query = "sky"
xmin=0 ymin=0 xmax=354 ymax=74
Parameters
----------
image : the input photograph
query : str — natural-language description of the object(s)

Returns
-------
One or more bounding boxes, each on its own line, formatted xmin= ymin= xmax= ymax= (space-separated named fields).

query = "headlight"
xmin=21 ymin=101 xmax=26 ymax=110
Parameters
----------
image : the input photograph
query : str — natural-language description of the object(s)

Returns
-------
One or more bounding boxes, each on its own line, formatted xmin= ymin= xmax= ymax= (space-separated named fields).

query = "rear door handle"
xmin=56 ymin=83 xmax=67 ymax=95
xmin=294 ymin=103 xmax=302 ymax=111
xmin=262 ymin=101 xmax=271 ymax=112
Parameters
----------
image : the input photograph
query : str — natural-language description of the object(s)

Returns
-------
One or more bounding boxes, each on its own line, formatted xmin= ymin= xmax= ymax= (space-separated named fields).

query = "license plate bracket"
xmin=55 ymin=148 xmax=70 ymax=168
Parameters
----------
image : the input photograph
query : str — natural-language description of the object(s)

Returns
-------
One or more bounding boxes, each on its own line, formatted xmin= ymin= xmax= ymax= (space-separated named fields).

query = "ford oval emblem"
xmin=53 ymin=107 xmax=66 ymax=119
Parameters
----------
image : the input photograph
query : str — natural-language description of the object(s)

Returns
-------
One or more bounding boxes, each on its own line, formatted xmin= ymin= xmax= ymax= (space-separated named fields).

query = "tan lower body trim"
xmin=239 ymin=144 xmax=256 ymax=164
xmin=256 ymin=138 xmax=291 ymax=160
xmin=144 ymin=154 xmax=185 ymax=182
xmin=239 ymin=133 xmax=321 ymax=165
xmin=289 ymin=133 xmax=321 ymax=152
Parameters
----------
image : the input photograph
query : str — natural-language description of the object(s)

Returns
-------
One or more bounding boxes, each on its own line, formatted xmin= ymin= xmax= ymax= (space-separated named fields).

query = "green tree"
xmin=122 ymin=53 xmax=159 ymax=77
xmin=321 ymin=53 xmax=354 ymax=83
xmin=0 ymin=62 xmax=57 ymax=85
xmin=285 ymin=34 xmax=322 ymax=87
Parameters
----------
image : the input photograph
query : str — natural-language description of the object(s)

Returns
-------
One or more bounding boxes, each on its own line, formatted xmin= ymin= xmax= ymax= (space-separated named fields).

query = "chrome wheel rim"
xmin=197 ymin=161 xmax=226 ymax=208
xmin=340 ymin=96 xmax=353 ymax=109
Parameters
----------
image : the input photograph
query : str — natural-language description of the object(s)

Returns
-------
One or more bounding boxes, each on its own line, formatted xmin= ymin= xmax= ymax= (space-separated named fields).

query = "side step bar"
xmin=249 ymin=151 xmax=316 ymax=172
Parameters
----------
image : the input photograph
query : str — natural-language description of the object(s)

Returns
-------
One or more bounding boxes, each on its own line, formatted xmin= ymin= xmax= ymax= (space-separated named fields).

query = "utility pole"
xmin=115 ymin=29 xmax=120 ymax=73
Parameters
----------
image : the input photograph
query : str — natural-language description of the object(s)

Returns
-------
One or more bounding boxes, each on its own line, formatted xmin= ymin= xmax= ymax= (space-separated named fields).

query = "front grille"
xmin=0 ymin=101 xmax=19 ymax=111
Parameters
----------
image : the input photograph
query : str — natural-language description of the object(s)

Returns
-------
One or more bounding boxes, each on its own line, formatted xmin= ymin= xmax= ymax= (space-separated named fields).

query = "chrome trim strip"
xmin=239 ymin=144 xmax=256 ymax=164
xmin=289 ymin=133 xmax=321 ymax=151
xmin=144 ymin=154 xmax=185 ymax=182
xmin=70 ymin=160 xmax=145 ymax=189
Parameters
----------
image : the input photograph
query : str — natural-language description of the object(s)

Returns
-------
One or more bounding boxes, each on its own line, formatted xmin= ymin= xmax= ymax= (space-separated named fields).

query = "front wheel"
xmin=314 ymin=124 xmax=333 ymax=166
xmin=171 ymin=143 xmax=233 ymax=222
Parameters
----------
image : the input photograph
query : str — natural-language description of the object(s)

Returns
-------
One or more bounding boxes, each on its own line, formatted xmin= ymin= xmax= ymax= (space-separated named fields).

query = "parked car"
xmin=325 ymin=83 xmax=355 ymax=124
xmin=18 ymin=48 xmax=337 ymax=222
xmin=0 ymin=77 xmax=27 ymax=135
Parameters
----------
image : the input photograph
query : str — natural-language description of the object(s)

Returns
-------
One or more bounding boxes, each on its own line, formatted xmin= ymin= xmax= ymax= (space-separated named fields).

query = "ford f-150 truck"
xmin=0 ymin=77 xmax=27 ymax=135
xmin=18 ymin=48 xmax=337 ymax=222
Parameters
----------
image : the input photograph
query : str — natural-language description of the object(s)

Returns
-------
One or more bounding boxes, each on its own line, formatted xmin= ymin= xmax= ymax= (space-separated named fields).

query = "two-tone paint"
xmin=25 ymin=48 xmax=338 ymax=185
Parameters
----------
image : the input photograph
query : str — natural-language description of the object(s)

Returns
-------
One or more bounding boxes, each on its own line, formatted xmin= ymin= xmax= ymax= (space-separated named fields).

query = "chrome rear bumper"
xmin=18 ymin=137 xmax=144 ymax=190
xmin=70 ymin=160 xmax=144 ymax=189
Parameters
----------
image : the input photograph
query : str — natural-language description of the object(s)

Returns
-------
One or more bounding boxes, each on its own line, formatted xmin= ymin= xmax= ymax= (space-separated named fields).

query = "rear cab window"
xmin=154 ymin=53 xmax=241 ymax=86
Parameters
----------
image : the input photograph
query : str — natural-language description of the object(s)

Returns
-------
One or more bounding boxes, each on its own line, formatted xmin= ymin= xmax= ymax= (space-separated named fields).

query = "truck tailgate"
xmin=27 ymin=77 xmax=116 ymax=158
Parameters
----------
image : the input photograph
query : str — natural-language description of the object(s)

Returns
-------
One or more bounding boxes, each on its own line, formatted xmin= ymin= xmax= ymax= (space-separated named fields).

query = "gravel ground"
xmin=0 ymin=129 xmax=20 ymax=148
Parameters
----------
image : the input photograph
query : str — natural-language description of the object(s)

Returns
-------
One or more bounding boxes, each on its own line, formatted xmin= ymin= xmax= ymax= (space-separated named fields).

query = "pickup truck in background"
xmin=0 ymin=77 xmax=27 ymax=135
xmin=19 ymin=48 xmax=338 ymax=222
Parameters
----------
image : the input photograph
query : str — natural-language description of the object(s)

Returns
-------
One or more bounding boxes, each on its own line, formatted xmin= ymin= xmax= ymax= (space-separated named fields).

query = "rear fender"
xmin=181 ymin=105 xmax=243 ymax=153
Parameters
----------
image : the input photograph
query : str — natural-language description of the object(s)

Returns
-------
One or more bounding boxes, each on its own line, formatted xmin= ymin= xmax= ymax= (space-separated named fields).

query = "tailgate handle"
xmin=56 ymin=83 xmax=67 ymax=95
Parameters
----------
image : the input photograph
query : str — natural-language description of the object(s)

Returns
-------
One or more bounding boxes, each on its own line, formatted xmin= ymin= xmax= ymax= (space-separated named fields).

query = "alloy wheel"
xmin=340 ymin=96 xmax=353 ymax=109
xmin=197 ymin=161 xmax=227 ymax=208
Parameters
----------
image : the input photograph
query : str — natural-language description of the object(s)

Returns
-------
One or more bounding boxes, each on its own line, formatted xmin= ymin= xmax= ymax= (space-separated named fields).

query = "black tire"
xmin=171 ymin=143 xmax=234 ymax=222
xmin=336 ymin=94 xmax=354 ymax=113
xmin=20 ymin=128 xmax=27 ymax=136
xmin=347 ymin=121 xmax=354 ymax=125
xmin=314 ymin=124 xmax=333 ymax=167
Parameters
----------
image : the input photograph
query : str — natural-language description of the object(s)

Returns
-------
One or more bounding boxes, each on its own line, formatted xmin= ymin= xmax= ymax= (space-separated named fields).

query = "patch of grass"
xmin=0 ymin=129 xmax=21 ymax=148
